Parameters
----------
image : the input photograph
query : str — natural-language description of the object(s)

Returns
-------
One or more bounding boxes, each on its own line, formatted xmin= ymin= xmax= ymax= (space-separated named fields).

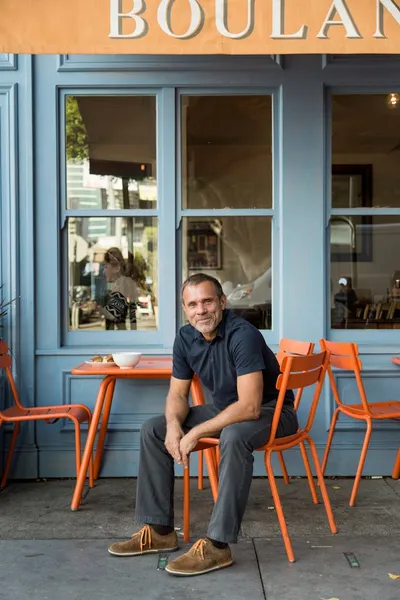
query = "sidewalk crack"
xmin=252 ymin=538 xmax=267 ymax=600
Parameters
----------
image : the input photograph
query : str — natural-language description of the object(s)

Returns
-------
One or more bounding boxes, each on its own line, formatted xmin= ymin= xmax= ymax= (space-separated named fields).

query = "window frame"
xmin=176 ymin=88 xmax=280 ymax=344
xmin=327 ymin=88 xmax=400 ymax=344
xmin=59 ymin=87 xmax=177 ymax=349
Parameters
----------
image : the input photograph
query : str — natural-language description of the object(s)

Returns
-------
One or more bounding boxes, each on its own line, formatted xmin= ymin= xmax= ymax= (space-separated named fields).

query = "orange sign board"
xmin=0 ymin=0 xmax=399 ymax=54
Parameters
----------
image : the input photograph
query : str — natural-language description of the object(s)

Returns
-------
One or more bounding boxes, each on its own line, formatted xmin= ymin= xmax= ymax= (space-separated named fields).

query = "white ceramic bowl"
xmin=112 ymin=352 xmax=142 ymax=369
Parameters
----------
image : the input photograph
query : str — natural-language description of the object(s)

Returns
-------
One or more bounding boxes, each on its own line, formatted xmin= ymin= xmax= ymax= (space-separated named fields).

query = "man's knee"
xmin=140 ymin=414 xmax=166 ymax=441
xmin=219 ymin=424 xmax=247 ymax=448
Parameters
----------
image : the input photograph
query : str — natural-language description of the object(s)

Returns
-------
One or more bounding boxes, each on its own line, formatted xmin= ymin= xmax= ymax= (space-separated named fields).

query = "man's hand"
xmin=165 ymin=422 xmax=184 ymax=463
xmin=179 ymin=431 xmax=199 ymax=468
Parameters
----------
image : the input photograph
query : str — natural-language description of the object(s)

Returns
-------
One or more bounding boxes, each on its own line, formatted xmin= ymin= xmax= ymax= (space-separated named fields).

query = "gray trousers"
xmin=135 ymin=404 xmax=298 ymax=543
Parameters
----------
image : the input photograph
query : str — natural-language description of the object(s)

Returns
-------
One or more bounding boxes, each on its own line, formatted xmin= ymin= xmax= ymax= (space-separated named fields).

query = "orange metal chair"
xmin=190 ymin=376 xmax=219 ymax=499
xmin=0 ymin=340 xmax=94 ymax=491
xmin=393 ymin=448 xmax=400 ymax=479
xmin=320 ymin=339 xmax=400 ymax=506
xmin=276 ymin=338 xmax=315 ymax=485
xmin=184 ymin=352 xmax=337 ymax=562
xmin=196 ymin=338 xmax=316 ymax=491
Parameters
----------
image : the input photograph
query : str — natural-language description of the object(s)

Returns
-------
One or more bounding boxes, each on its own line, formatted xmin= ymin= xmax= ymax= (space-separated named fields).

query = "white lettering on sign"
xmin=109 ymin=0 xmax=400 ymax=42
xmin=215 ymin=0 xmax=254 ymax=39
xmin=317 ymin=0 xmax=361 ymax=38
xmin=109 ymin=0 xmax=147 ymax=38
xmin=270 ymin=0 xmax=307 ymax=39
xmin=157 ymin=0 xmax=203 ymax=39
xmin=374 ymin=0 xmax=400 ymax=38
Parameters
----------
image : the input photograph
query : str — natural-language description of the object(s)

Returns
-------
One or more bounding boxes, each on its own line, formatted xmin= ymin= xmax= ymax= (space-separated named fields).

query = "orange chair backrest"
xmin=277 ymin=338 xmax=315 ymax=410
xmin=267 ymin=351 xmax=329 ymax=446
xmin=0 ymin=340 xmax=23 ymax=411
xmin=191 ymin=374 xmax=206 ymax=407
xmin=319 ymin=339 xmax=371 ymax=416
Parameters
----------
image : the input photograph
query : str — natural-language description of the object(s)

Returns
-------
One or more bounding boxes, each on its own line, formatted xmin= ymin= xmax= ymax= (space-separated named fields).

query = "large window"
xmin=181 ymin=95 xmax=274 ymax=330
xmin=330 ymin=94 xmax=400 ymax=330
xmin=65 ymin=95 xmax=158 ymax=333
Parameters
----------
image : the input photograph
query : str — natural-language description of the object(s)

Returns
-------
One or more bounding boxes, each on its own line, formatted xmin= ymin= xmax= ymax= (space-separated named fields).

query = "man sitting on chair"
xmin=108 ymin=273 xmax=298 ymax=577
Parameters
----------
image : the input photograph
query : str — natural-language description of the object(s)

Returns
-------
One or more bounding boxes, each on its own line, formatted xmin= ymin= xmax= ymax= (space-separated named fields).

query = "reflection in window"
xmin=331 ymin=217 xmax=400 ymax=329
xmin=331 ymin=94 xmax=400 ymax=329
xmin=68 ymin=217 xmax=158 ymax=331
xmin=66 ymin=96 xmax=157 ymax=210
xmin=183 ymin=217 xmax=272 ymax=330
xmin=182 ymin=95 xmax=272 ymax=209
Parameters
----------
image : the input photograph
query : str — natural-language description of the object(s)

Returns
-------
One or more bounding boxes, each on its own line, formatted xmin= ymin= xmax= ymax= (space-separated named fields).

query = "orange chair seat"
xmin=339 ymin=401 xmax=400 ymax=420
xmin=1 ymin=404 xmax=90 ymax=422
xmin=193 ymin=437 xmax=219 ymax=452
xmin=257 ymin=431 xmax=303 ymax=451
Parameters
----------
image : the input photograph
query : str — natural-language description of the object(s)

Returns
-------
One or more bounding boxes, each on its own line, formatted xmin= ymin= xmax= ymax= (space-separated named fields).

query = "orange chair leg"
xmin=306 ymin=437 xmax=337 ymax=534
xmin=94 ymin=379 xmax=116 ymax=480
xmin=183 ymin=461 xmax=191 ymax=542
xmin=86 ymin=417 xmax=95 ymax=489
xmin=277 ymin=452 xmax=290 ymax=484
xmin=349 ymin=419 xmax=373 ymax=507
xmin=265 ymin=451 xmax=295 ymax=563
xmin=204 ymin=448 xmax=219 ymax=502
xmin=198 ymin=450 xmax=204 ymax=490
xmin=392 ymin=447 xmax=400 ymax=480
xmin=300 ymin=441 xmax=319 ymax=504
xmin=321 ymin=407 xmax=340 ymax=475
xmin=1 ymin=422 xmax=20 ymax=489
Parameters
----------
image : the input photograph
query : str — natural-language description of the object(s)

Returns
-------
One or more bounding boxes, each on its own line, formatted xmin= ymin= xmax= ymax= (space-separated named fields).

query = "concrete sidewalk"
xmin=0 ymin=477 xmax=399 ymax=599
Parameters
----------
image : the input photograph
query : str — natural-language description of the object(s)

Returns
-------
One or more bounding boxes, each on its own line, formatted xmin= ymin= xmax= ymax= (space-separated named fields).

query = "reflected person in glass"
xmin=100 ymin=247 xmax=139 ymax=330
xmin=333 ymin=276 xmax=358 ymax=326
xmin=108 ymin=273 xmax=298 ymax=576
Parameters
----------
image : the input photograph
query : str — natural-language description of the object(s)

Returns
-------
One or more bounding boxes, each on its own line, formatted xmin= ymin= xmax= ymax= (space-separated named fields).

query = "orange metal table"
xmin=70 ymin=357 xmax=173 ymax=510
xmin=70 ymin=357 xmax=211 ymax=511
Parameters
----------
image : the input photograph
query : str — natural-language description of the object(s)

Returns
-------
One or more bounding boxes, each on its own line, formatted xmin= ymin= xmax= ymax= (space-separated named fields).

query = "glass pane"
xmin=182 ymin=95 xmax=272 ymax=209
xmin=66 ymin=96 xmax=157 ymax=209
xmin=68 ymin=217 xmax=158 ymax=331
xmin=332 ymin=94 xmax=400 ymax=208
xmin=330 ymin=216 xmax=400 ymax=329
xmin=182 ymin=216 xmax=272 ymax=329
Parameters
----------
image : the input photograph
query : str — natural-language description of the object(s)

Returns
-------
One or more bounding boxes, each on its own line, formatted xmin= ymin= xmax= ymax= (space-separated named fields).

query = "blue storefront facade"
xmin=1 ymin=52 xmax=400 ymax=479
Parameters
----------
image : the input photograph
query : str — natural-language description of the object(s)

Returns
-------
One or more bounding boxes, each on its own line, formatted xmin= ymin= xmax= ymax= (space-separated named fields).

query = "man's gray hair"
xmin=181 ymin=273 xmax=224 ymax=301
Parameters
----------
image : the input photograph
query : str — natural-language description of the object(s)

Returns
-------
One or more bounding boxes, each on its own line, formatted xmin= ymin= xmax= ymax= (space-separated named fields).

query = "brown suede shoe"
xmin=108 ymin=525 xmax=179 ymax=557
xmin=165 ymin=538 xmax=233 ymax=576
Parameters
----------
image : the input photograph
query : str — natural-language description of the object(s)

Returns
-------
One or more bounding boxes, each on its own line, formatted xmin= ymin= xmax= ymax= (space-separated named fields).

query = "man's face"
xmin=182 ymin=281 xmax=226 ymax=339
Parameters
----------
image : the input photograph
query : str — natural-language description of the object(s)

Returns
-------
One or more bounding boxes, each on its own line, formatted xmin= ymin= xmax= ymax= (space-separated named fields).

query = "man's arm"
xmin=179 ymin=371 xmax=263 ymax=465
xmin=165 ymin=376 xmax=192 ymax=427
xmin=164 ymin=376 xmax=192 ymax=463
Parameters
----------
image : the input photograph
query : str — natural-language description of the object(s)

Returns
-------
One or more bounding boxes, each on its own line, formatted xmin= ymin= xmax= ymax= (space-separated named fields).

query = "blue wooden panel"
xmin=0 ymin=57 xmax=37 ymax=479
xmin=2 ymin=53 xmax=400 ymax=479
xmin=0 ymin=54 xmax=17 ymax=71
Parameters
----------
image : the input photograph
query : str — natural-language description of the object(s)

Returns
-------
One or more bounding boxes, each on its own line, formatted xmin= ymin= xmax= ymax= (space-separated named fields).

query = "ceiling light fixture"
xmin=387 ymin=92 xmax=400 ymax=109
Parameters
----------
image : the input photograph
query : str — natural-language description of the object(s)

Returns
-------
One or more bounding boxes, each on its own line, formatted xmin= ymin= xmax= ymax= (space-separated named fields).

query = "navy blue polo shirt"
xmin=172 ymin=309 xmax=294 ymax=411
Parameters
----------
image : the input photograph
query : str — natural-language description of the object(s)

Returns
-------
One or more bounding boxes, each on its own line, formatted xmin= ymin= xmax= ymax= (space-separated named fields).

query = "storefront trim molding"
xmin=57 ymin=54 xmax=282 ymax=73
xmin=0 ymin=54 xmax=17 ymax=71
xmin=322 ymin=54 xmax=400 ymax=69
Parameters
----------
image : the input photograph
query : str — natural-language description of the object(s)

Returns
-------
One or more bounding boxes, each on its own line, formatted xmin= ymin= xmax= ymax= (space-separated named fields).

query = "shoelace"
xmin=189 ymin=538 xmax=208 ymax=560
xmin=132 ymin=525 xmax=153 ymax=552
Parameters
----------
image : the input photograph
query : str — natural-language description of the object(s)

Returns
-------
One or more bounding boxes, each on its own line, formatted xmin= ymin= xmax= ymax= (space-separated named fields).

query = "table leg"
xmin=71 ymin=376 xmax=112 ymax=511
xmin=94 ymin=378 xmax=116 ymax=480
